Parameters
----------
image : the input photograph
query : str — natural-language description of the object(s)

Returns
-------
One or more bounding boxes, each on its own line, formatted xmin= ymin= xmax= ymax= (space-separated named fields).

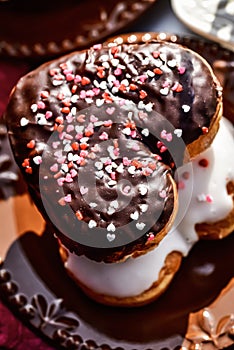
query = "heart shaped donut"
xmin=5 ymin=39 xmax=226 ymax=306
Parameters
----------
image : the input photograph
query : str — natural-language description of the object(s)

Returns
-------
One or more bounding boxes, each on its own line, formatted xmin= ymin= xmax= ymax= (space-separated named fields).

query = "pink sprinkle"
xmin=37 ymin=101 xmax=45 ymax=109
xmin=57 ymin=156 xmax=66 ymax=164
xmin=57 ymin=177 xmax=65 ymax=187
xmin=86 ymin=90 xmax=95 ymax=97
xmin=159 ymin=190 xmax=167 ymax=198
xmin=80 ymin=90 xmax=87 ymax=99
xmin=114 ymin=68 xmax=122 ymax=76
xmin=64 ymin=194 xmax=72 ymax=203
xmin=103 ymin=120 xmax=113 ymax=127
xmin=70 ymin=169 xmax=77 ymax=178
xmin=99 ymin=132 xmax=109 ymax=140
xmin=67 ymin=125 xmax=74 ymax=133
xmin=50 ymin=164 xmax=58 ymax=172
xmin=80 ymin=150 xmax=88 ymax=157
xmin=206 ymin=195 xmax=213 ymax=203
xmin=131 ymin=130 xmax=137 ymax=138
xmin=178 ymin=66 xmax=186 ymax=75
xmin=160 ymin=130 xmax=172 ymax=142
xmin=75 ymin=133 xmax=84 ymax=140
xmin=162 ymin=81 xmax=170 ymax=88
xmin=106 ymin=107 xmax=115 ymax=115
xmin=93 ymin=43 xmax=102 ymax=50
xmin=45 ymin=111 xmax=53 ymax=119
xmin=66 ymin=114 xmax=74 ymax=123
xmin=66 ymin=73 xmax=74 ymax=81
xmin=104 ymin=158 xmax=112 ymax=165
xmin=113 ymin=80 xmax=120 ymax=87
xmin=139 ymin=75 xmax=147 ymax=82
xmin=160 ymin=146 xmax=167 ymax=153
xmin=90 ymin=115 xmax=98 ymax=123
xmin=123 ymin=157 xmax=131 ymax=166
xmin=52 ymin=141 xmax=60 ymax=149
xmin=147 ymin=233 xmax=154 ymax=241
xmin=65 ymin=174 xmax=73 ymax=183
xmin=110 ymin=172 xmax=116 ymax=180
xmin=93 ymin=88 xmax=100 ymax=95
xmin=113 ymin=148 xmax=120 ymax=156
xmin=178 ymin=181 xmax=185 ymax=190
xmin=74 ymin=75 xmax=82 ymax=83
xmin=123 ymin=185 xmax=131 ymax=194
xmin=132 ymin=143 xmax=140 ymax=151
xmin=58 ymin=198 xmax=66 ymax=206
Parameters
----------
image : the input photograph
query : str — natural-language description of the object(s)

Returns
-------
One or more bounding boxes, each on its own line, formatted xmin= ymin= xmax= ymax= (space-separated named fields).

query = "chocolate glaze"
xmin=0 ymin=123 xmax=26 ymax=199
xmin=5 ymin=41 xmax=221 ymax=262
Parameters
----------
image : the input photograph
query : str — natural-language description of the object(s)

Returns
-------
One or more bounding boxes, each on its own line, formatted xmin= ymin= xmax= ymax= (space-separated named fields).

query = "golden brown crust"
xmin=59 ymin=244 xmax=182 ymax=307
xmin=196 ymin=181 xmax=234 ymax=240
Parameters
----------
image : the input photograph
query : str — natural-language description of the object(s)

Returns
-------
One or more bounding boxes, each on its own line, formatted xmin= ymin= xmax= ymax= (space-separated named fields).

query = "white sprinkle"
xmin=96 ymin=99 xmax=104 ymax=107
xmin=167 ymin=59 xmax=177 ymax=68
xmin=71 ymin=107 xmax=77 ymax=115
xmin=141 ymin=128 xmax=149 ymax=137
xmin=147 ymin=70 xmax=155 ymax=78
xmin=64 ymin=144 xmax=72 ymax=152
xmin=121 ymin=79 xmax=129 ymax=86
xmin=139 ymin=204 xmax=148 ymax=213
xmin=111 ymin=58 xmax=119 ymax=66
xmin=116 ymin=163 xmax=124 ymax=173
xmin=88 ymin=220 xmax=97 ymax=229
xmin=160 ymin=87 xmax=169 ymax=96
xmin=61 ymin=164 xmax=69 ymax=173
xmin=107 ymin=233 xmax=116 ymax=241
xmin=160 ymin=53 xmax=167 ymax=61
xmin=52 ymin=79 xmax=63 ymax=86
xmin=71 ymin=95 xmax=79 ymax=103
xmin=145 ymin=102 xmax=154 ymax=112
xmin=102 ymin=61 xmax=110 ymax=69
xmin=99 ymin=81 xmax=107 ymax=90
xmin=130 ymin=211 xmax=139 ymax=221
xmin=139 ymin=184 xmax=148 ymax=196
xmin=128 ymin=165 xmax=136 ymax=174
xmin=36 ymin=113 xmax=47 ymax=125
xmin=20 ymin=117 xmax=29 ymax=127
xmin=174 ymin=129 xmax=183 ymax=138
xmin=33 ymin=156 xmax=42 ymax=165
xmin=182 ymin=104 xmax=191 ymax=113
xmin=95 ymin=170 xmax=104 ymax=179
xmin=197 ymin=193 xmax=207 ymax=202
xmin=107 ymin=207 xmax=115 ymax=215
xmin=89 ymin=202 xmax=97 ymax=208
xmin=110 ymin=200 xmax=119 ymax=209
xmin=95 ymin=161 xmax=103 ymax=170
xmin=107 ymin=223 xmax=116 ymax=232
xmin=31 ymin=104 xmax=38 ymax=113
xmin=122 ymin=127 xmax=131 ymax=136
xmin=108 ymin=180 xmax=117 ymax=186
xmin=136 ymin=222 xmax=146 ymax=231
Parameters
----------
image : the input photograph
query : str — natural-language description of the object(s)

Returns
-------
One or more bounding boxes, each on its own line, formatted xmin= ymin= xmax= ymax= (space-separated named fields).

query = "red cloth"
xmin=0 ymin=301 xmax=54 ymax=350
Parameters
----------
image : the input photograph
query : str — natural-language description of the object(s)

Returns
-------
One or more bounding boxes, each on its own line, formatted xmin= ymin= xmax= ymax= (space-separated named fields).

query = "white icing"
xmin=64 ymin=118 xmax=234 ymax=298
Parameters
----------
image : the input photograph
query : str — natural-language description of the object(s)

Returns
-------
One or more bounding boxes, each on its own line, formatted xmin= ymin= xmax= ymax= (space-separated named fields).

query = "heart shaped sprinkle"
xmin=80 ymin=186 xmax=88 ymax=195
xmin=174 ymin=129 xmax=183 ymax=138
xmin=136 ymin=222 xmax=146 ymax=231
xmin=88 ymin=220 xmax=97 ymax=229
xmin=107 ymin=233 xmax=116 ymax=242
xmin=130 ymin=211 xmax=139 ymax=221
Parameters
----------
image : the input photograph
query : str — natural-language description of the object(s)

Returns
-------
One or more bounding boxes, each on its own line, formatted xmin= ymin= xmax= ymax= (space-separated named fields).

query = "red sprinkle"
xmin=27 ymin=140 xmax=35 ymax=149
xmin=153 ymin=68 xmax=163 ymax=75
xmin=202 ymin=126 xmax=209 ymax=134
xmin=198 ymin=158 xmax=209 ymax=167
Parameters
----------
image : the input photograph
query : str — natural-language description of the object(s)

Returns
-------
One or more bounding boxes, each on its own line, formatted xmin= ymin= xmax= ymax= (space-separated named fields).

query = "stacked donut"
xmin=4 ymin=39 xmax=234 ymax=307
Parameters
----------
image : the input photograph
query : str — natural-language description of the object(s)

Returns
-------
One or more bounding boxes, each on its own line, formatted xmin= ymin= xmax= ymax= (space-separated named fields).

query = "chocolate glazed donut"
xmin=5 ymin=40 xmax=222 ymax=262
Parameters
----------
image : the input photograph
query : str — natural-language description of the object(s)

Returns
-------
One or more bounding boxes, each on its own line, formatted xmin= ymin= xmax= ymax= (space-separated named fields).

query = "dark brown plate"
xmin=0 ymin=33 xmax=234 ymax=350
xmin=0 ymin=0 xmax=157 ymax=60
